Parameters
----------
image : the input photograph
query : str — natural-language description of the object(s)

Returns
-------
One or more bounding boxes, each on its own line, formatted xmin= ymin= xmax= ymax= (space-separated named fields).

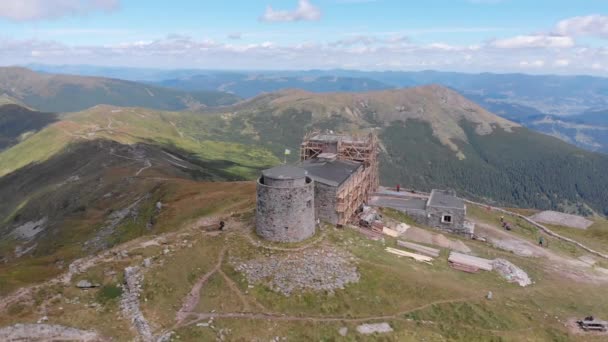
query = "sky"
xmin=0 ymin=0 xmax=607 ymax=75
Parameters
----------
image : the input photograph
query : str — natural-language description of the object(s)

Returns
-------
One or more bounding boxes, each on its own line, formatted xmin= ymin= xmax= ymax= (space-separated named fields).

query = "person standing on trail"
xmin=396 ymin=184 xmax=400 ymax=192
xmin=538 ymin=236 xmax=544 ymax=247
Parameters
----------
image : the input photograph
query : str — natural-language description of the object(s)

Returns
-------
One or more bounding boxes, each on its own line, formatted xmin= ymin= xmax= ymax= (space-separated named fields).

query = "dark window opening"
xmin=442 ymin=215 xmax=452 ymax=223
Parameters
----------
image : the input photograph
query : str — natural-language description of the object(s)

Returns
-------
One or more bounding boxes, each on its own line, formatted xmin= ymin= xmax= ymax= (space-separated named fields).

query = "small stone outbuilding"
xmin=370 ymin=189 xmax=473 ymax=237
xmin=425 ymin=189 xmax=470 ymax=236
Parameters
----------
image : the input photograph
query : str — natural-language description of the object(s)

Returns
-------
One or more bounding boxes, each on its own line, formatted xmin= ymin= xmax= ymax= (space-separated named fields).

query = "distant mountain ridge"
xmin=28 ymin=64 xmax=608 ymax=116
xmin=184 ymin=86 xmax=608 ymax=215
xmin=521 ymin=110 xmax=608 ymax=153
xmin=0 ymin=67 xmax=240 ymax=113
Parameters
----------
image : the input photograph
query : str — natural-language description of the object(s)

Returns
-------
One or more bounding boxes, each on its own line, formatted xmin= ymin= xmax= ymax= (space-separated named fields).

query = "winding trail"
xmin=180 ymin=296 xmax=480 ymax=327
xmin=175 ymin=246 xmax=227 ymax=325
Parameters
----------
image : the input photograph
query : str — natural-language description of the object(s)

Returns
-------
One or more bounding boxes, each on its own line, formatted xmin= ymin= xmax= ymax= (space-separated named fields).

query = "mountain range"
xmin=2 ymin=67 xmax=608 ymax=311
xmin=28 ymin=65 xmax=608 ymax=153
xmin=0 ymin=67 xmax=239 ymax=113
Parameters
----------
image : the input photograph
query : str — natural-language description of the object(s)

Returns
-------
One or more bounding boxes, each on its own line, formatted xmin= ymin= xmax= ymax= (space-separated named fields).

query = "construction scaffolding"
xmin=300 ymin=130 xmax=379 ymax=225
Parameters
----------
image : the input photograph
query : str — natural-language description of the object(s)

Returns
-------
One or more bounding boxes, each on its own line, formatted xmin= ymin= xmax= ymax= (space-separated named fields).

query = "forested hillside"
xmin=178 ymin=87 xmax=608 ymax=215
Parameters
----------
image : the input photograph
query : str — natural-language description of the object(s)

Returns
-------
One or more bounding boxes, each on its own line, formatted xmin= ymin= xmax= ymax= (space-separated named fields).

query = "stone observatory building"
xmin=256 ymin=165 xmax=316 ymax=243
xmin=256 ymin=130 xmax=379 ymax=243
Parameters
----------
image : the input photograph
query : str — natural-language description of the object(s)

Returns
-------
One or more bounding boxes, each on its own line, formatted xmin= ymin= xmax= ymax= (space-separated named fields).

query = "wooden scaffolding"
xmin=300 ymin=130 xmax=379 ymax=225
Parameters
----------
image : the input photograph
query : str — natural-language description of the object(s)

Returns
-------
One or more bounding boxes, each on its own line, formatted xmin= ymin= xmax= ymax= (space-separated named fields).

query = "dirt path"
xmin=473 ymin=219 xmax=608 ymax=284
xmin=175 ymin=246 xmax=227 ymax=324
xmin=181 ymin=296 xmax=480 ymax=326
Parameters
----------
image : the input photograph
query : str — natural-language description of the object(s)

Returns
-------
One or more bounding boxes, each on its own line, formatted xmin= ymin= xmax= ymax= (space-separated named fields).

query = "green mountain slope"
xmin=0 ymin=105 xmax=278 ymax=293
xmin=176 ymin=87 xmax=608 ymax=215
xmin=0 ymin=67 xmax=240 ymax=113
xmin=0 ymin=104 xmax=58 ymax=151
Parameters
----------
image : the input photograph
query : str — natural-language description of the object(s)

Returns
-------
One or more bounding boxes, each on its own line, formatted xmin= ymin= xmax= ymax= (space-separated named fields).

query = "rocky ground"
xmin=233 ymin=245 xmax=360 ymax=296
xmin=0 ymin=323 xmax=103 ymax=341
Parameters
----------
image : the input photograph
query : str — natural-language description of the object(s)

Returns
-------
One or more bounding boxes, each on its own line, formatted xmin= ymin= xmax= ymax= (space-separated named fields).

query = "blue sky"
xmin=0 ymin=0 xmax=607 ymax=74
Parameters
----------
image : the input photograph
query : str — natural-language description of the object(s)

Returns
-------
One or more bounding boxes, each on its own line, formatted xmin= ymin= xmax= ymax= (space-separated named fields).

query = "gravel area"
xmin=530 ymin=211 xmax=593 ymax=230
xmin=233 ymin=246 xmax=359 ymax=296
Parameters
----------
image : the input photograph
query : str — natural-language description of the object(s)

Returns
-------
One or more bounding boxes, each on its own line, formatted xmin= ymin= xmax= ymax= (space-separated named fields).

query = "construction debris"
xmin=492 ymin=258 xmax=532 ymax=287
xmin=356 ymin=323 xmax=393 ymax=335
xmin=385 ymin=247 xmax=433 ymax=263
xmin=448 ymin=252 xmax=493 ymax=272
xmin=397 ymin=240 xmax=441 ymax=257
xmin=359 ymin=206 xmax=383 ymax=231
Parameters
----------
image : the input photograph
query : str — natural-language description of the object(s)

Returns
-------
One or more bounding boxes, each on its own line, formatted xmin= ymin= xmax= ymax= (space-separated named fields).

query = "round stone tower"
xmin=256 ymin=165 xmax=315 ymax=243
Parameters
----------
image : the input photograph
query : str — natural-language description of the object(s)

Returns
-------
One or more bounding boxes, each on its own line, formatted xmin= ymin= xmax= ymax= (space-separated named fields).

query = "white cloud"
xmin=556 ymin=15 xmax=608 ymax=39
xmin=519 ymin=60 xmax=545 ymax=68
xmin=491 ymin=35 xmax=574 ymax=49
xmin=1 ymin=33 xmax=607 ymax=76
xmin=0 ymin=0 xmax=119 ymax=21
xmin=227 ymin=33 xmax=242 ymax=40
xmin=260 ymin=0 xmax=321 ymax=22
xmin=329 ymin=35 xmax=378 ymax=47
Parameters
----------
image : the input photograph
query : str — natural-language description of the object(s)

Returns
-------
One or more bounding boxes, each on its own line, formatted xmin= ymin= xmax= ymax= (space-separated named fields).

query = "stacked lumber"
xmin=382 ymin=227 xmax=400 ymax=237
xmin=371 ymin=221 xmax=384 ymax=232
xmin=352 ymin=226 xmax=384 ymax=240
xmin=385 ymin=247 xmax=433 ymax=263
xmin=397 ymin=240 xmax=440 ymax=257
xmin=448 ymin=251 xmax=493 ymax=272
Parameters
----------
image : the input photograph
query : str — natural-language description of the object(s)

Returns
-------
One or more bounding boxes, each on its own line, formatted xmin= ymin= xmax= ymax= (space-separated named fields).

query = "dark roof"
xmin=262 ymin=165 xmax=308 ymax=180
xmin=427 ymin=189 xmax=465 ymax=210
xmin=300 ymin=158 xmax=362 ymax=187
xmin=369 ymin=196 xmax=427 ymax=211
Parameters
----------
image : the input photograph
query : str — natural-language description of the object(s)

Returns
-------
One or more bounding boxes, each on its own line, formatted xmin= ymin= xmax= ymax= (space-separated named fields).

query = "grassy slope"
xmin=11 ymin=203 xmax=603 ymax=341
xmin=0 ymin=105 xmax=279 ymax=179
xmin=0 ymin=104 xmax=58 ymax=151
xmin=0 ymin=105 xmax=278 ymax=294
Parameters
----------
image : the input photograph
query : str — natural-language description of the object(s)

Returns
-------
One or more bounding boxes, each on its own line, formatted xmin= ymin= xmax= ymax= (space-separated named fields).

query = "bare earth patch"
xmin=233 ymin=245 xmax=359 ymax=296
xmin=530 ymin=211 xmax=593 ymax=230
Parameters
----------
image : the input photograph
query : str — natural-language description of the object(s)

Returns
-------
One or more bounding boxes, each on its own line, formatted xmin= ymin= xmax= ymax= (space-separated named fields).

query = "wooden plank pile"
xmin=448 ymin=251 xmax=493 ymax=273
xmin=385 ymin=247 xmax=433 ymax=264
xmin=397 ymin=240 xmax=440 ymax=258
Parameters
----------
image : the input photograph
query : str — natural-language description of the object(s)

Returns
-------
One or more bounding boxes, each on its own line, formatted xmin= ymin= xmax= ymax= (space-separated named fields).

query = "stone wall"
xmin=400 ymin=208 xmax=428 ymax=226
xmin=426 ymin=205 xmax=469 ymax=237
xmin=314 ymin=182 xmax=338 ymax=225
xmin=256 ymin=177 xmax=316 ymax=242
